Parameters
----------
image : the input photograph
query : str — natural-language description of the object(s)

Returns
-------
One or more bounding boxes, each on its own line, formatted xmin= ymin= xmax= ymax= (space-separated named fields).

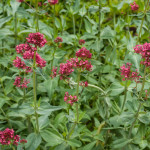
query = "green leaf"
xmin=111 ymin=138 xmax=132 ymax=149
xmin=44 ymin=77 xmax=59 ymax=100
xmin=84 ymin=18 xmax=92 ymax=33
xmin=25 ymin=133 xmax=41 ymax=150
xmin=80 ymin=141 xmax=96 ymax=150
xmin=40 ymin=128 xmax=64 ymax=146
xmin=0 ymin=16 xmax=12 ymax=28
xmin=68 ymin=139 xmax=82 ymax=147
xmin=101 ymin=26 xmax=115 ymax=39
xmin=10 ymin=0 xmax=21 ymax=15
xmin=110 ymin=82 xmax=125 ymax=96
xmin=79 ymin=4 xmax=87 ymax=17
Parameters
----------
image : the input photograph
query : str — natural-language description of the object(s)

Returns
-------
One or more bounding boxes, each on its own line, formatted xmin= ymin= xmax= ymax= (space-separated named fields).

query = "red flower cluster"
xmin=51 ymin=47 xmax=92 ymax=80
xmin=64 ymin=92 xmax=78 ymax=105
xmin=120 ymin=63 xmax=141 ymax=81
xmin=48 ymin=0 xmax=58 ymax=5
xmin=130 ymin=1 xmax=139 ymax=11
xmin=26 ymin=32 xmax=47 ymax=48
xmin=134 ymin=43 xmax=150 ymax=67
xmin=54 ymin=37 xmax=63 ymax=43
xmin=79 ymin=81 xmax=88 ymax=87
xmin=20 ymin=139 xmax=27 ymax=144
xmin=50 ymin=67 xmax=57 ymax=78
xmin=76 ymin=47 xmax=92 ymax=59
xmin=79 ymin=39 xmax=85 ymax=45
xmin=14 ymin=76 xmax=30 ymax=88
xmin=0 ymin=128 xmax=20 ymax=146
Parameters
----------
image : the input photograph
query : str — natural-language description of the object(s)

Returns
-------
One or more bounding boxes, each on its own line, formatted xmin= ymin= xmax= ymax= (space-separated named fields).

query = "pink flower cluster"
xmin=14 ymin=76 xmax=30 ymax=88
xmin=54 ymin=37 xmax=63 ymax=43
xmin=134 ymin=42 xmax=150 ymax=67
xmin=120 ymin=63 xmax=141 ymax=81
xmin=79 ymin=81 xmax=88 ymax=87
xmin=0 ymin=128 xmax=20 ymax=146
xmin=76 ymin=47 xmax=92 ymax=59
xmin=51 ymin=47 xmax=92 ymax=80
xmin=64 ymin=92 xmax=78 ymax=105
xmin=79 ymin=39 xmax=85 ymax=45
xmin=130 ymin=1 xmax=139 ymax=11
xmin=20 ymin=139 xmax=27 ymax=144
xmin=26 ymin=32 xmax=47 ymax=48
xmin=48 ymin=0 xmax=58 ymax=5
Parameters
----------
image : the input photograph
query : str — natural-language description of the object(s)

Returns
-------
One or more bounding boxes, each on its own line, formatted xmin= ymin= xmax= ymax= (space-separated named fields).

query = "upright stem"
xmin=128 ymin=68 xmax=146 ymax=138
xmin=79 ymin=17 xmax=83 ymax=35
xmin=98 ymin=0 xmax=101 ymax=38
xmin=120 ymin=81 xmax=128 ymax=114
xmin=73 ymin=14 xmax=76 ymax=34
xmin=53 ymin=5 xmax=56 ymax=37
xmin=35 ymin=0 xmax=39 ymax=32
xmin=137 ymin=0 xmax=149 ymax=43
xmin=67 ymin=71 xmax=81 ymax=140
xmin=33 ymin=51 xmax=39 ymax=133
xmin=2 ymin=0 xmax=5 ymax=56
xmin=51 ymin=46 xmax=56 ymax=72
xmin=15 ymin=12 xmax=17 ymax=46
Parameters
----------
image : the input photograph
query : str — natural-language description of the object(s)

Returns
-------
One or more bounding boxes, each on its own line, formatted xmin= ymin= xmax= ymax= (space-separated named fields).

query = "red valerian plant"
xmin=13 ymin=32 xmax=47 ymax=88
xmin=130 ymin=1 xmax=139 ymax=11
xmin=48 ymin=0 xmax=58 ymax=5
xmin=120 ymin=63 xmax=141 ymax=81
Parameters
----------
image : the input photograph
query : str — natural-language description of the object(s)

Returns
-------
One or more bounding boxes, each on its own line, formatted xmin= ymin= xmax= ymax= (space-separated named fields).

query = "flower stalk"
xmin=128 ymin=67 xmax=146 ymax=138
xmin=120 ymin=81 xmax=128 ymax=114
xmin=15 ymin=12 xmax=17 ymax=46
xmin=67 ymin=71 xmax=81 ymax=140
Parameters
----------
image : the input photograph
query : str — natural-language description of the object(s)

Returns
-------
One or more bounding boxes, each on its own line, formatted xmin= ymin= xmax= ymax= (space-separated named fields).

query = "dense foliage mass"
xmin=0 ymin=0 xmax=150 ymax=149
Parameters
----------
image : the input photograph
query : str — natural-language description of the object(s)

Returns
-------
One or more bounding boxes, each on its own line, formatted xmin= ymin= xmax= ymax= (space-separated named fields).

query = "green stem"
xmin=128 ymin=68 xmax=146 ymax=138
xmin=15 ymin=12 xmax=17 ymax=46
xmin=53 ymin=5 xmax=56 ymax=37
xmin=73 ymin=15 xmax=76 ymax=35
xmin=120 ymin=81 xmax=128 ymax=114
xmin=12 ymin=146 xmax=15 ymax=150
xmin=51 ymin=46 xmax=56 ymax=71
xmin=137 ymin=0 xmax=149 ymax=44
xmin=33 ymin=51 xmax=39 ymax=133
xmin=67 ymin=71 xmax=81 ymax=140
xmin=98 ymin=0 xmax=101 ymax=38
xmin=2 ymin=0 xmax=5 ymax=56
xmin=79 ymin=17 xmax=83 ymax=35
xmin=35 ymin=0 xmax=39 ymax=32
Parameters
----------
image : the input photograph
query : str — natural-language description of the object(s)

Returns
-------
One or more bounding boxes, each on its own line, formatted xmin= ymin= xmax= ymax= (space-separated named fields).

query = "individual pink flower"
xmin=64 ymin=92 xmax=78 ymax=105
xmin=54 ymin=37 xmax=63 ymax=43
xmin=130 ymin=1 xmax=139 ymax=11
xmin=120 ymin=63 xmax=141 ymax=81
xmin=26 ymin=32 xmax=47 ymax=47
xmin=75 ymin=47 xmax=92 ymax=59
xmin=48 ymin=0 xmax=58 ymax=5
xmin=79 ymin=39 xmax=85 ymax=45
